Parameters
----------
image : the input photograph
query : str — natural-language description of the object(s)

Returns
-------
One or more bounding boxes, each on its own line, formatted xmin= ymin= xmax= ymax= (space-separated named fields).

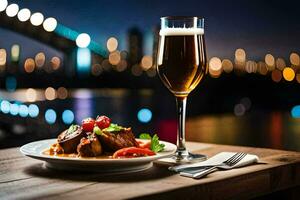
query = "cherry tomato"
xmin=81 ymin=118 xmax=95 ymax=132
xmin=95 ymin=115 xmax=111 ymax=129
xmin=112 ymin=147 xmax=155 ymax=158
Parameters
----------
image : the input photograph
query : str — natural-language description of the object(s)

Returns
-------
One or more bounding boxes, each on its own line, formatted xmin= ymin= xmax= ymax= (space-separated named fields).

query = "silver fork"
xmin=180 ymin=152 xmax=247 ymax=179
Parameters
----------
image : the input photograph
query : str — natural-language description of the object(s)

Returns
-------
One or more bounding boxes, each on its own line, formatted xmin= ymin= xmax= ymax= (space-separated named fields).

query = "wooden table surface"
xmin=0 ymin=142 xmax=300 ymax=200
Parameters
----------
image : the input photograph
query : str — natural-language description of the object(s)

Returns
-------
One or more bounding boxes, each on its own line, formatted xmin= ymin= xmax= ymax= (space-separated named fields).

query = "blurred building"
xmin=127 ymin=27 xmax=143 ymax=65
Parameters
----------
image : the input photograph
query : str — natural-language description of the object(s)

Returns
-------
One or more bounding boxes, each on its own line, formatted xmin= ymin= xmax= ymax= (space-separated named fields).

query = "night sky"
xmin=1 ymin=0 xmax=300 ymax=60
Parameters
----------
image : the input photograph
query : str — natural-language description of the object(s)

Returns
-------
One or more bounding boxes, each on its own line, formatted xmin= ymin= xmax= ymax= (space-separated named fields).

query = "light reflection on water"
xmin=0 ymin=89 xmax=299 ymax=151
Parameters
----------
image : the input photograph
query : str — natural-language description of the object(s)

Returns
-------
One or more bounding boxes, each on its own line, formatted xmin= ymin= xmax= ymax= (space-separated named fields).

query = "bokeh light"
xmin=9 ymin=103 xmax=19 ymax=116
xmin=271 ymin=69 xmax=282 ymax=83
xmin=57 ymin=87 xmax=68 ymax=99
xmin=26 ymin=88 xmax=37 ymax=102
xmin=0 ymin=49 xmax=7 ymax=66
xmin=116 ymin=60 xmax=127 ymax=72
xmin=19 ymin=105 xmax=29 ymax=117
xmin=257 ymin=61 xmax=268 ymax=75
xmin=234 ymin=103 xmax=246 ymax=116
xmin=290 ymin=53 xmax=300 ymax=66
xmin=24 ymin=58 xmax=35 ymax=73
xmin=45 ymin=109 xmax=56 ymax=124
xmin=76 ymin=33 xmax=91 ymax=48
xmin=43 ymin=17 xmax=57 ymax=32
xmin=276 ymin=58 xmax=286 ymax=70
xmin=0 ymin=100 xmax=10 ymax=114
xmin=35 ymin=52 xmax=46 ymax=68
xmin=283 ymin=67 xmax=295 ymax=81
xmin=141 ymin=55 xmax=153 ymax=70
xmin=291 ymin=105 xmax=300 ymax=118
xmin=265 ymin=54 xmax=275 ymax=71
xmin=222 ymin=59 xmax=233 ymax=73
xmin=109 ymin=51 xmax=121 ymax=65
xmin=296 ymin=74 xmax=300 ymax=84
xmin=17 ymin=8 xmax=31 ymax=22
xmin=209 ymin=57 xmax=222 ymax=78
xmin=45 ymin=87 xmax=56 ymax=100
xmin=137 ymin=108 xmax=152 ymax=123
xmin=0 ymin=0 xmax=8 ymax=12
xmin=11 ymin=44 xmax=20 ymax=62
xmin=235 ymin=48 xmax=246 ymax=63
xmin=245 ymin=61 xmax=257 ymax=73
xmin=62 ymin=110 xmax=75 ymax=124
xmin=50 ymin=56 xmax=61 ymax=70
xmin=106 ymin=37 xmax=118 ymax=52
xmin=91 ymin=63 xmax=103 ymax=76
xmin=30 ymin=12 xmax=44 ymax=26
xmin=5 ymin=3 xmax=19 ymax=17
xmin=28 ymin=104 xmax=39 ymax=118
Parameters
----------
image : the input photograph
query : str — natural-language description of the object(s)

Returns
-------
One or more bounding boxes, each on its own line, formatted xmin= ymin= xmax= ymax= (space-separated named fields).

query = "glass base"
xmin=172 ymin=150 xmax=207 ymax=163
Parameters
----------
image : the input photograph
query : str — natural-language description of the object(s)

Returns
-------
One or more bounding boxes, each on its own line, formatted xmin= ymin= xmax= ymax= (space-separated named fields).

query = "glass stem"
xmin=175 ymin=96 xmax=187 ymax=157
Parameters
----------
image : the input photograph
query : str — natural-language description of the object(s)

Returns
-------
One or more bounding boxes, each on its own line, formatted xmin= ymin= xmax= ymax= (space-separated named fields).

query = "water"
xmin=0 ymin=88 xmax=299 ymax=151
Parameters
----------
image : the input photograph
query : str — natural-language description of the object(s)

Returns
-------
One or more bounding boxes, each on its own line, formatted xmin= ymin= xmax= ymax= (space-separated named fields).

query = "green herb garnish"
xmin=67 ymin=124 xmax=78 ymax=135
xmin=139 ymin=133 xmax=165 ymax=153
xmin=93 ymin=126 xmax=103 ymax=135
xmin=104 ymin=123 xmax=124 ymax=132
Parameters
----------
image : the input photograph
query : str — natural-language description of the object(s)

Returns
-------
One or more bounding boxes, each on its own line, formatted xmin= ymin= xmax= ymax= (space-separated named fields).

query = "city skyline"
xmin=0 ymin=0 xmax=300 ymax=60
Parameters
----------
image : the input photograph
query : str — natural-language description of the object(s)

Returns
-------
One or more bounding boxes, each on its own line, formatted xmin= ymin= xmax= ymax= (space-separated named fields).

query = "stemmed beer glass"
xmin=157 ymin=16 xmax=207 ymax=162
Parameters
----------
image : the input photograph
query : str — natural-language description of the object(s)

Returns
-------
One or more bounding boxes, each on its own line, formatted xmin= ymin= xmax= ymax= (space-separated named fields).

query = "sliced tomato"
xmin=137 ymin=140 xmax=151 ymax=149
xmin=113 ymin=147 xmax=155 ymax=158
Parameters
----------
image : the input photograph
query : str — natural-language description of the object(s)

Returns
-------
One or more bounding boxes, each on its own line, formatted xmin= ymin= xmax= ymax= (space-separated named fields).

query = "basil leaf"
xmin=104 ymin=123 xmax=124 ymax=132
xmin=67 ymin=124 xmax=77 ymax=135
xmin=151 ymin=134 xmax=165 ymax=153
xmin=139 ymin=133 xmax=152 ymax=140
xmin=93 ymin=126 xmax=103 ymax=135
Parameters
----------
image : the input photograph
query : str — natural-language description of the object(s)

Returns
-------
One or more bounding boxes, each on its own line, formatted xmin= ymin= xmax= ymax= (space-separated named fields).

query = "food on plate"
xmin=57 ymin=125 xmax=85 ymax=153
xmin=77 ymin=132 xmax=102 ymax=157
xmin=47 ymin=115 xmax=165 ymax=159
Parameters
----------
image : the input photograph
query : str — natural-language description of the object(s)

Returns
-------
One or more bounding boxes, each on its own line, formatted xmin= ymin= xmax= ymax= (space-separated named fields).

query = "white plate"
xmin=20 ymin=139 xmax=176 ymax=173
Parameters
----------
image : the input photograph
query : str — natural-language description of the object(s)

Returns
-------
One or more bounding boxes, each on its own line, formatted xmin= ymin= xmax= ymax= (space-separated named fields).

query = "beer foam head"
xmin=159 ymin=27 xmax=204 ymax=36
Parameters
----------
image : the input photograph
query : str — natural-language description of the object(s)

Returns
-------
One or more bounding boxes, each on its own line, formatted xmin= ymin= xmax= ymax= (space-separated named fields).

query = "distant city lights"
xmin=109 ymin=51 xmax=121 ymax=65
xmin=11 ymin=44 xmax=20 ymax=62
xmin=28 ymin=104 xmax=39 ymax=117
xmin=19 ymin=105 xmax=29 ymax=117
xmin=57 ymin=87 xmax=68 ymax=99
xmin=76 ymin=33 xmax=91 ymax=48
xmin=235 ymin=48 xmax=246 ymax=63
xmin=0 ymin=49 xmax=7 ymax=66
xmin=30 ymin=12 xmax=44 ymax=26
xmin=35 ymin=52 xmax=46 ymax=67
xmin=137 ymin=108 xmax=152 ymax=123
xmin=222 ymin=59 xmax=233 ymax=73
xmin=50 ymin=56 xmax=61 ymax=70
xmin=24 ymin=58 xmax=35 ymax=73
xmin=291 ymin=105 xmax=300 ymax=118
xmin=0 ymin=0 xmax=8 ymax=12
xmin=45 ymin=87 xmax=56 ymax=100
xmin=282 ymin=67 xmax=295 ymax=81
xmin=141 ymin=55 xmax=153 ymax=70
xmin=209 ymin=57 xmax=222 ymax=78
xmin=0 ymin=100 xmax=10 ymax=114
xmin=45 ymin=109 xmax=56 ymax=124
xmin=43 ymin=17 xmax=57 ymax=32
xmin=26 ymin=88 xmax=37 ymax=102
xmin=77 ymin=48 xmax=91 ymax=73
xmin=265 ymin=54 xmax=275 ymax=71
xmin=5 ymin=3 xmax=19 ymax=17
xmin=9 ymin=103 xmax=19 ymax=116
xmin=290 ymin=53 xmax=300 ymax=66
xmin=17 ymin=8 xmax=31 ymax=22
xmin=106 ymin=37 xmax=118 ymax=52
xmin=62 ymin=110 xmax=75 ymax=124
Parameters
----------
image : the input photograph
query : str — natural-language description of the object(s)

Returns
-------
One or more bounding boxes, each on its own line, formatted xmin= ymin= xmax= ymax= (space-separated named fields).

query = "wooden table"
xmin=1 ymin=142 xmax=300 ymax=200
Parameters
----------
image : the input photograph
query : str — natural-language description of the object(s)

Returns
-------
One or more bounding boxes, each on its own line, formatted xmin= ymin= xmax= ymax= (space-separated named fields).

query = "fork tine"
xmin=225 ymin=152 xmax=247 ymax=166
xmin=223 ymin=152 xmax=243 ymax=164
